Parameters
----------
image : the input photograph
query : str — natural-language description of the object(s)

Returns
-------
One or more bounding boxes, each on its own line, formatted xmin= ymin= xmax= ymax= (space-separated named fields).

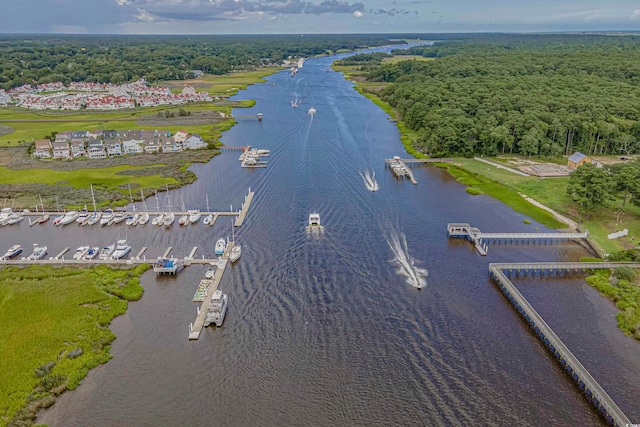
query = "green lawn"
xmin=0 ymin=265 xmax=147 ymax=426
xmin=161 ymin=69 xmax=281 ymax=96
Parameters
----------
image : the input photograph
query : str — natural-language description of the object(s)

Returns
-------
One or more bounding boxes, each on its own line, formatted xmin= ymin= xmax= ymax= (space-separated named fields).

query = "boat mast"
xmin=140 ymin=189 xmax=147 ymax=212
xmin=206 ymin=193 xmax=210 ymax=213
xmin=155 ymin=190 xmax=160 ymax=213
xmin=90 ymin=184 xmax=97 ymax=213
xmin=128 ymin=184 xmax=135 ymax=212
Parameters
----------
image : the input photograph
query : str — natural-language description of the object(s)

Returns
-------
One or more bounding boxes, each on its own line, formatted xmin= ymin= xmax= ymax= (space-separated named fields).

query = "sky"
xmin=1 ymin=0 xmax=640 ymax=34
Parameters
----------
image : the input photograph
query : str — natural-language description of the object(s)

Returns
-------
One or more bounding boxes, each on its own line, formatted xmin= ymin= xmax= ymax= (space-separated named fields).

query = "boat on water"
xmin=100 ymin=209 xmax=114 ymax=225
xmin=205 ymin=269 xmax=215 ymax=279
xmin=52 ymin=214 xmax=64 ymax=226
xmin=72 ymin=246 xmax=89 ymax=260
xmin=59 ymin=211 xmax=79 ymax=226
xmin=188 ymin=210 xmax=201 ymax=224
xmin=204 ymin=290 xmax=228 ymax=327
xmin=214 ymin=238 xmax=226 ymax=256
xmin=309 ymin=213 xmax=321 ymax=227
xmin=84 ymin=247 xmax=99 ymax=259
xmin=125 ymin=213 xmax=139 ymax=226
xmin=203 ymin=214 xmax=213 ymax=226
xmin=229 ymin=245 xmax=241 ymax=263
xmin=138 ymin=212 xmax=149 ymax=225
xmin=75 ymin=211 xmax=89 ymax=224
xmin=98 ymin=243 xmax=116 ymax=260
xmin=86 ymin=212 xmax=101 ymax=226
xmin=5 ymin=213 xmax=24 ymax=225
xmin=163 ymin=212 xmax=175 ymax=227
xmin=30 ymin=213 xmax=49 ymax=226
xmin=2 ymin=244 xmax=23 ymax=260
xmin=178 ymin=215 xmax=190 ymax=226
xmin=0 ymin=207 xmax=13 ymax=223
xmin=109 ymin=212 xmax=127 ymax=225
xmin=111 ymin=239 xmax=132 ymax=259
xmin=28 ymin=244 xmax=47 ymax=260
xmin=152 ymin=213 xmax=164 ymax=226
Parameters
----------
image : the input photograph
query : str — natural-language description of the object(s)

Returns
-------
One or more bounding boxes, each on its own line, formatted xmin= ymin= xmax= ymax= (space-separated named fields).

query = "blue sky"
xmin=1 ymin=0 xmax=640 ymax=34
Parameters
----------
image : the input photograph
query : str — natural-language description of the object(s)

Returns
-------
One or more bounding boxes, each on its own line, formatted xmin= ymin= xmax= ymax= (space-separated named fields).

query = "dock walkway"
xmin=235 ymin=190 xmax=254 ymax=227
xmin=385 ymin=157 xmax=417 ymax=184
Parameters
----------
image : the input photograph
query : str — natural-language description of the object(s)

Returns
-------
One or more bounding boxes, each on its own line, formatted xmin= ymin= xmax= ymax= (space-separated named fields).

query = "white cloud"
xmin=631 ymin=9 xmax=640 ymax=21
xmin=115 ymin=0 xmax=130 ymax=5
xmin=353 ymin=10 xmax=363 ymax=18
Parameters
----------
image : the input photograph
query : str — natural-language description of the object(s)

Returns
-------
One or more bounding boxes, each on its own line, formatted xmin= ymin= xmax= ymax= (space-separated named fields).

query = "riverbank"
xmin=0 ymin=264 xmax=148 ymax=427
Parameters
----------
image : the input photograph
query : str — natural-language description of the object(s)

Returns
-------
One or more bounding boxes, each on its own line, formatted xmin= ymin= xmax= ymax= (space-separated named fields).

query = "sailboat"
xmin=203 ymin=194 xmax=213 ymax=225
xmin=52 ymin=197 xmax=64 ymax=226
xmin=163 ymin=194 xmax=175 ymax=227
xmin=229 ymin=219 xmax=241 ymax=263
xmin=86 ymin=185 xmax=102 ymax=225
xmin=138 ymin=189 xmax=149 ymax=225
xmin=152 ymin=190 xmax=164 ymax=226
xmin=178 ymin=196 xmax=189 ymax=226
xmin=30 ymin=195 xmax=49 ymax=226
xmin=125 ymin=185 xmax=139 ymax=226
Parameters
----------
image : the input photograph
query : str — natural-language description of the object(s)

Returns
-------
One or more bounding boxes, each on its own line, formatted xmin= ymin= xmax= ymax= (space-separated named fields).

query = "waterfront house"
xmin=33 ymin=139 xmax=52 ymax=158
xmin=123 ymin=138 xmax=144 ymax=154
xmin=52 ymin=141 xmax=71 ymax=159
xmin=185 ymin=134 xmax=206 ymax=150
xmin=105 ymin=139 xmax=123 ymax=157
xmin=143 ymin=140 xmax=161 ymax=153
xmin=161 ymin=137 xmax=183 ymax=153
xmin=174 ymin=130 xmax=189 ymax=143
xmin=87 ymin=140 xmax=107 ymax=159
xmin=70 ymin=139 xmax=86 ymax=158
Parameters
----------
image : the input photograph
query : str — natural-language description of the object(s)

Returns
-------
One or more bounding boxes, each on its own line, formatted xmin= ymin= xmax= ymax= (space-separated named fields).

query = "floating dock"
xmin=385 ymin=157 xmax=417 ymax=184
xmin=235 ymin=190 xmax=254 ymax=227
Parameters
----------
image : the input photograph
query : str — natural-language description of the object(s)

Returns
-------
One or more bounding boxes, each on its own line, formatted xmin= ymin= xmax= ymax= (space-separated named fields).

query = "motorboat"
xmin=59 ymin=211 xmax=79 ymax=226
xmin=138 ymin=212 xmax=149 ymax=225
xmin=98 ymin=243 xmax=116 ymax=260
xmin=72 ymin=246 xmax=89 ymax=260
xmin=5 ymin=213 xmax=24 ymax=225
xmin=0 ymin=208 xmax=13 ymax=224
xmin=214 ymin=238 xmax=226 ymax=256
xmin=229 ymin=245 xmax=241 ymax=263
xmin=86 ymin=212 xmax=101 ymax=225
xmin=109 ymin=212 xmax=127 ymax=225
xmin=2 ymin=244 xmax=22 ymax=260
xmin=204 ymin=290 xmax=228 ymax=327
xmin=152 ymin=213 xmax=164 ymax=226
xmin=100 ymin=209 xmax=114 ymax=225
xmin=52 ymin=215 xmax=64 ymax=226
xmin=28 ymin=244 xmax=48 ymax=260
xmin=308 ymin=213 xmax=320 ymax=227
xmin=75 ymin=211 xmax=89 ymax=224
xmin=178 ymin=215 xmax=190 ymax=226
xmin=188 ymin=210 xmax=201 ymax=224
xmin=125 ymin=213 xmax=139 ymax=226
xmin=111 ymin=239 xmax=132 ymax=259
xmin=163 ymin=212 xmax=175 ymax=227
xmin=205 ymin=269 xmax=215 ymax=279
xmin=84 ymin=247 xmax=99 ymax=259
xmin=203 ymin=214 xmax=213 ymax=226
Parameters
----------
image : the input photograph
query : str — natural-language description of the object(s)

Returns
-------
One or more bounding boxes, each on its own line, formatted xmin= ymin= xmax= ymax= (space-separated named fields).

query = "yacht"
xmin=84 ymin=247 xmax=99 ymax=259
xmin=28 ymin=244 xmax=48 ymax=260
xmin=111 ymin=240 xmax=132 ymax=259
xmin=75 ymin=211 xmax=89 ymax=224
xmin=178 ymin=215 xmax=190 ymax=226
xmin=99 ymin=243 xmax=116 ymax=260
xmin=109 ymin=212 xmax=127 ymax=225
xmin=100 ymin=209 xmax=114 ymax=225
xmin=214 ymin=238 xmax=226 ymax=256
xmin=5 ymin=213 xmax=24 ymax=225
xmin=204 ymin=290 xmax=228 ymax=327
xmin=152 ymin=213 xmax=164 ymax=226
xmin=229 ymin=245 xmax=241 ymax=263
xmin=138 ymin=212 xmax=149 ymax=225
xmin=86 ymin=212 xmax=101 ymax=226
xmin=52 ymin=214 xmax=64 ymax=226
xmin=163 ymin=212 xmax=175 ymax=227
xmin=0 ymin=207 xmax=13 ymax=224
xmin=72 ymin=246 xmax=89 ymax=260
xmin=188 ymin=210 xmax=201 ymax=224
xmin=125 ymin=213 xmax=139 ymax=226
xmin=59 ymin=211 xmax=79 ymax=226
xmin=203 ymin=214 xmax=213 ymax=226
xmin=2 ymin=244 xmax=23 ymax=260
xmin=308 ymin=213 xmax=321 ymax=227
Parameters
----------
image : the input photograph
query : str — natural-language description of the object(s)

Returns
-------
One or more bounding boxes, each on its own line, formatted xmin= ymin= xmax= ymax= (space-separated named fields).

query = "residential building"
xmin=568 ymin=152 xmax=601 ymax=170
xmin=70 ymin=139 xmax=86 ymax=158
xmin=161 ymin=137 xmax=183 ymax=153
xmin=52 ymin=141 xmax=71 ymax=159
xmin=185 ymin=134 xmax=206 ymax=150
xmin=105 ymin=140 xmax=122 ymax=157
xmin=143 ymin=140 xmax=161 ymax=153
xmin=174 ymin=130 xmax=189 ymax=143
xmin=123 ymin=139 xmax=144 ymax=154
xmin=87 ymin=140 xmax=107 ymax=159
xmin=33 ymin=139 xmax=52 ymax=158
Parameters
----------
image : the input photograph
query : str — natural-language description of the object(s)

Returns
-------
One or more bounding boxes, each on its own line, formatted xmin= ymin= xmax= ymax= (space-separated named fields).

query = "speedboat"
xmin=28 ymin=244 xmax=47 ymax=260
xmin=138 ymin=212 xmax=149 ymax=225
xmin=178 ymin=215 xmax=190 ymax=226
xmin=59 ymin=211 xmax=79 ymax=226
xmin=204 ymin=290 xmax=228 ymax=327
xmin=229 ymin=245 xmax=241 ymax=263
xmin=109 ymin=212 xmax=127 ymax=225
xmin=100 ymin=209 xmax=114 ymax=225
xmin=203 ymin=214 xmax=213 ymax=226
xmin=0 ymin=207 xmax=12 ymax=224
xmin=75 ymin=211 xmax=89 ymax=224
xmin=86 ymin=212 xmax=101 ymax=225
xmin=188 ymin=210 xmax=201 ymax=224
xmin=111 ymin=239 xmax=132 ymax=259
xmin=2 ymin=244 xmax=22 ymax=260
xmin=152 ymin=213 xmax=164 ymax=226
xmin=163 ymin=212 xmax=175 ymax=227
xmin=52 ymin=214 xmax=64 ymax=226
xmin=308 ymin=213 xmax=321 ymax=227
xmin=98 ymin=243 xmax=116 ymax=260
xmin=5 ymin=213 xmax=24 ymax=225
xmin=84 ymin=247 xmax=99 ymax=259
xmin=214 ymin=238 xmax=226 ymax=256
xmin=205 ymin=269 xmax=215 ymax=279
xmin=72 ymin=246 xmax=89 ymax=260
xmin=125 ymin=213 xmax=139 ymax=226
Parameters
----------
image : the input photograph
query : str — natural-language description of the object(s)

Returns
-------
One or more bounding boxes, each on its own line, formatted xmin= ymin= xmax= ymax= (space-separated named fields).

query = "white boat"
xmin=59 ymin=211 xmax=79 ymax=226
xmin=229 ymin=245 xmax=241 ymax=263
xmin=178 ymin=215 xmax=190 ymax=226
xmin=84 ymin=247 xmax=99 ymax=259
xmin=100 ymin=209 xmax=114 ymax=225
xmin=214 ymin=238 xmax=226 ymax=256
xmin=152 ymin=213 xmax=164 ymax=226
xmin=2 ymin=244 xmax=23 ymax=260
xmin=5 ymin=213 xmax=24 ymax=225
xmin=75 ymin=211 xmax=89 ymax=224
xmin=86 ymin=212 xmax=101 ymax=225
xmin=52 ymin=214 xmax=64 ymax=226
xmin=163 ymin=212 xmax=175 ymax=227
xmin=28 ymin=244 xmax=48 ymax=260
xmin=138 ymin=212 xmax=149 ymax=225
xmin=204 ymin=290 xmax=228 ymax=327
xmin=205 ymin=269 xmax=215 ymax=279
xmin=111 ymin=239 xmax=132 ymax=259
xmin=0 ymin=207 xmax=12 ymax=224
xmin=125 ymin=213 xmax=139 ymax=226
xmin=203 ymin=214 xmax=213 ymax=225
xmin=31 ymin=195 xmax=49 ymax=226
xmin=98 ymin=243 xmax=116 ymax=260
xmin=109 ymin=212 xmax=127 ymax=225
xmin=309 ymin=213 xmax=321 ymax=227
xmin=72 ymin=246 xmax=89 ymax=260
xmin=188 ymin=210 xmax=201 ymax=224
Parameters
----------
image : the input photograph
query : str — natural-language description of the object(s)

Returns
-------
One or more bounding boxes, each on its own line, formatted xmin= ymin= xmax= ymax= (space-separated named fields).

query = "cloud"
xmin=353 ymin=10 xmax=362 ymax=18
xmin=632 ymin=9 xmax=640 ymax=21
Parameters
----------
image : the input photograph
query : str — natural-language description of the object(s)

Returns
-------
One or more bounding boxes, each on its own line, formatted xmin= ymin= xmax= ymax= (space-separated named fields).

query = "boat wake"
xmin=384 ymin=230 xmax=427 ymax=289
xmin=359 ymin=169 xmax=379 ymax=192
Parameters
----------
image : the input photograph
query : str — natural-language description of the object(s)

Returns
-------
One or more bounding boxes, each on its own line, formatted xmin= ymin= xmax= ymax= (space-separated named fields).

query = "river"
xmin=27 ymin=45 xmax=640 ymax=425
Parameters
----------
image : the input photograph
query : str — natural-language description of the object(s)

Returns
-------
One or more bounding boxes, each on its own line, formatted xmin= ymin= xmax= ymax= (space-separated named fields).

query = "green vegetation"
xmin=0 ymin=265 xmax=148 ymax=426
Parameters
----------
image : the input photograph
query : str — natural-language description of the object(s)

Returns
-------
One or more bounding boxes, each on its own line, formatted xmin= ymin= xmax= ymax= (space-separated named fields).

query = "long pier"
xmin=447 ymin=223 xmax=588 ymax=256
xmin=189 ymin=242 xmax=234 ymax=340
xmin=235 ymin=189 xmax=254 ymax=227
xmin=489 ymin=262 xmax=637 ymax=427
xmin=385 ymin=157 xmax=454 ymax=165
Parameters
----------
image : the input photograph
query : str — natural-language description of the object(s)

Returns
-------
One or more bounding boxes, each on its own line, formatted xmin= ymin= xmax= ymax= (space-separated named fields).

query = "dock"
xmin=235 ymin=189 xmax=254 ymax=227
xmin=489 ymin=262 xmax=637 ymax=426
xmin=189 ymin=242 xmax=234 ymax=340
xmin=385 ymin=157 xmax=417 ymax=184
xmin=135 ymin=247 xmax=147 ymax=259
xmin=54 ymin=247 xmax=70 ymax=260
xmin=447 ymin=223 xmax=588 ymax=256
xmin=162 ymin=246 xmax=173 ymax=258
xmin=188 ymin=246 xmax=198 ymax=259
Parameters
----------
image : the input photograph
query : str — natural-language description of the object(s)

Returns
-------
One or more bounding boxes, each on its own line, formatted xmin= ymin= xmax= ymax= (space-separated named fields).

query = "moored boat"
xmin=178 ymin=215 xmax=190 ymax=226
xmin=214 ymin=238 xmax=226 ymax=256
xmin=163 ymin=212 xmax=175 ymax=227
xmin=111 ymin=239 xmax=132 ymax=259
xmin=86 ymin=212 xmax=101 ymax=225
xmin=59 ymin=211 xmax=79 ymax=226
xmin=125 ymin=213 xmax=139 ymax=226
xmin=109 ymin=212 xmax=127 ymax=225
xmin=2 ymin=244 xmax=23 ymax=260
xmin=5 ymin=213 xmax=24 ymax=225
xmin=85 ymin=247 xmax=99 ymax=259
xmin=229 ymin=245 xmax=241 ymax=263
xmin=203 ymin=214 xmax=213 ymax=226
xmin=100 ymin=209 xmax=114 ymax=225
xmin=188 ymin=210 xmax=201 ymax=224
xmin=98 ymin=243 xmax=116 ymax=260
xmin=204 ymin=290 xmax=228 ymax=327
xmin=28 ymin=244 xmax=48 ymax=260
xmin=138 ymin=212 xmax=149 ymax=225
xmin=152 ymin=213 xmax=164 ymax=226
xmin=72 ymin=246 xmax=89 ymax=260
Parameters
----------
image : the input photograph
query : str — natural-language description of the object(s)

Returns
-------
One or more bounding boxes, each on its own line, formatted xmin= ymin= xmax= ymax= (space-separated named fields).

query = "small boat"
xmin=125 ymin=213 xmax=139 ymax=226
xmin=178 ymin=215 xmax=190 ymax=226
xmin=75 ymin=211 xmax=89 ymax=224
xmin=188 ymin=210 xmax=201 ymax=224
xmin=52 ymin=214 xmax=64 ymax=226
xmin=72 ymin=246 xmax=89 ymax=260
xmin=5 ymin=213 xmax=24 ymax=225
xmin=214 ymin=238 xmax=226 ymax=256
xmin=86 ymin=212 xmax=101 ymax=226
xmin=100 ymin=209 xmax=114 ymax=225
xmin=229 ymin=245 xmax=241 ymax=263
xmin=111 ymin=239 xmax=132 ymax=259
xmin=204 ymin=290 xmax=228 ymax=327
xmin=138 ymin=212 xmax=149 ymax=225
xmin=59 ymin=211 xmax=79 ymax=226
xmin=152 ymin=213 xmax=164 ymax=226
xmin=308 ymin=213 xmax=321 ymax=227
xmin=205 ymin=269 xmax=215 ymax=279
xmin=163 ymin=212 xmax=175 ymax=227
xmin=84 ymin=247 xmax=99 ymax=259
xmin=2 ymin=244 xmax=23 ymax=260
xmin=203 ymin=214 xmax=213 ymax=226
xmin=30 ymin=213 xmax=50 ymax=226
xmin=109 ymin=212 xmax=127 ymax=225
xmin=28 ymin=244 xmax=48 ymax=260
xmin=98 ymin=243 xmax=116 ymax=260
xmin=0 ymin=207 xmax=13 ymax=224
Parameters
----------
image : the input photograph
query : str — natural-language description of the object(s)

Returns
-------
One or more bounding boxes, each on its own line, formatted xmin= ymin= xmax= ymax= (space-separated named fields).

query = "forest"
xmin=0 ymin=34 xmax=402 ymax=89
xmin=358 ymin=34 xmax=640 ymax=158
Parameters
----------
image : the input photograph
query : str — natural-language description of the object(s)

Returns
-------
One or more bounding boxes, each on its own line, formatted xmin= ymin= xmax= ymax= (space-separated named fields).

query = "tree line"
xmin=356 ymin=34 xmax=640 ymax=158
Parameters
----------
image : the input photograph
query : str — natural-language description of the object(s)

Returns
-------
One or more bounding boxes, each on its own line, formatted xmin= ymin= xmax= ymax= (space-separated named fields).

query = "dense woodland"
xmin=0 ymin=34 xmax=402 ymax=89
xmin=357 ymin=34 xmax=640 ymax=158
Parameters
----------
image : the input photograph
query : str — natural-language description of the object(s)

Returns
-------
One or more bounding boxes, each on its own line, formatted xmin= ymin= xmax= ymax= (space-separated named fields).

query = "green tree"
xmin=566 ymin=163 xmax=615 ymax=221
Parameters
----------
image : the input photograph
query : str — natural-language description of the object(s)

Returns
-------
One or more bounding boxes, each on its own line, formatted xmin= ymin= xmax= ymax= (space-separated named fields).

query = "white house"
xmin=88 ymin=141 xmax=107 ymax=159
xmin=105 ymin=140 xmax=122 ymax=157
xmin=161 ymin=137 xmax=183 ymax=153
xmin=185 ymin=134 xmax=206 ymax=150
xmin=122 ymin=139 xmax=144 ymax=154
xmin=174 ymin=130 xmax=189 ymax=143
xmin=52 ymin=141 xmax=71 ymax=159
xmin=33 ymin=139 xmax=52 ymax=158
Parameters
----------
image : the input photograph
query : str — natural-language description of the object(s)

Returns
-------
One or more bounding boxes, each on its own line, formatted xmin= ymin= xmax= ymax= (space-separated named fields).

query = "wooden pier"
xmin=54 ymin=247 xmax=70 ymax=260
xmin=135 ymin=247 xmax=147 ymax=259
xmin=162 ymin=246 xmax=173 ymax=258
xmin=188 ymin=247 xmax=198 ymax=259
xmin=232 ymin=113 xmax=263 ymax=121
xmin=447 ymin=223 xmax=588 ymax=256
xmin=489 ymin=262 xmax=636 ymax=426
xmin=235 ymin=189 xmax=254 ymax=227
xmin=385 ymin=157 xmax=417 ymax=184
xmin=189 ymin=242 xmax=234 ymax=340
xmin=385 ymin=157 xmax=454 ymax=165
